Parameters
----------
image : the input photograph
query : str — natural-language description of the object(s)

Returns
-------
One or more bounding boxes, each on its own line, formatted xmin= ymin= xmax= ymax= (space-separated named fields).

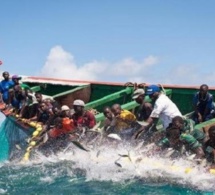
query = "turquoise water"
xmin=0 ymin=147 xmax=214 ymax=195
xmin=0 ymin=161 xmax=208 ymax=195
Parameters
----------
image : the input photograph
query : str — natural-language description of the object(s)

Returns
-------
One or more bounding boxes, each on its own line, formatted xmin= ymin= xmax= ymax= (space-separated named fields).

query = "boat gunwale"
xmin=24 ymin=76 xmax=215 ymax=90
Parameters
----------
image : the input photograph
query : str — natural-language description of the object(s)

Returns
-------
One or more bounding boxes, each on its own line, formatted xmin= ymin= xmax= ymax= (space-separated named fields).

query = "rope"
xmin=158 ymin=84 xmax=166 ymax=95
xmin=124 ymin=82 xmax=135 ymax=87
xmin=19 ymin=119 xmax=44 ymax=162
xmin=137 ymin=83 xmax=146 ymax=90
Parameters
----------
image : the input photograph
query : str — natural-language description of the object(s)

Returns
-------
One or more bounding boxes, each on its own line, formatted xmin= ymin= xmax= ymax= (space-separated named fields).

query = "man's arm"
xmin=203 ymin=95 xmax=214 ymax=119
xmin=181 ymin=133 xmax=205 ymax=159
xmin=134 ymin=117 xmax=159 ymax=139
xmin=87 ymin=111 xmax=96 ymax=128
xmin=192 ymin=146 xmax=205 ymax=159
xmin=193 ymin=93 xmax=203 ymax=122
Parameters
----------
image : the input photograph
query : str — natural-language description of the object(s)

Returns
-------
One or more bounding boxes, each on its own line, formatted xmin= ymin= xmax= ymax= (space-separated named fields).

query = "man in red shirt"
xmin=72 ymin=99 xmax=96 ymax=129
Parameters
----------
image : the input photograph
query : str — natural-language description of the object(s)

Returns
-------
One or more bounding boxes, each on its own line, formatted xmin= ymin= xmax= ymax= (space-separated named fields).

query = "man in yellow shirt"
xmin=111 ymin=104 xmax=137 ymax=132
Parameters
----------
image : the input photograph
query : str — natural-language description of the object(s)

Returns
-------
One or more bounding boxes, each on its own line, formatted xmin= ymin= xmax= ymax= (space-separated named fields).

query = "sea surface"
xmin=0 ymin=113 xmax=215 ymax=195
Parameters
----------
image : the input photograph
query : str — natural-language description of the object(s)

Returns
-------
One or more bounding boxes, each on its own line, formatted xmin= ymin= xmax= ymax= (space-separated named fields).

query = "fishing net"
xmin=0 ymin=116 xmax=34 ymax=162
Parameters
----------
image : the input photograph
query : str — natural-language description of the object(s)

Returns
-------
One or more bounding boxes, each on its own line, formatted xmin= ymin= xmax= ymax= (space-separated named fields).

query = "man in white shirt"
xmin=147 ymin=85 xmax=182 ymax=129
xmin=135 ymin=85 xmax=182 ymax=139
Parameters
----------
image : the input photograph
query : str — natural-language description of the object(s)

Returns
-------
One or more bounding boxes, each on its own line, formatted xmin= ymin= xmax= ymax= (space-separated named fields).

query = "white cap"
xmin=61 ymin=105 xmax=70 ymax=111
xmin=132 ymin=88 xmax=145 ymax=99
xmin=73 ymin=99 xmax=85 ymax=107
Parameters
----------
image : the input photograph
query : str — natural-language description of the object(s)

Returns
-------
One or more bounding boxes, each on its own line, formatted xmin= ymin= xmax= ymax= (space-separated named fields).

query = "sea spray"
xmin=0 ymin=142 xmax=214 ymax=194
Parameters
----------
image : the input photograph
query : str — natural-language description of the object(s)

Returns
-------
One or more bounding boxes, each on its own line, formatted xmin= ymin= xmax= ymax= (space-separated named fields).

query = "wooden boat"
xmin=0 ymin=76 xmax=215 ymax=162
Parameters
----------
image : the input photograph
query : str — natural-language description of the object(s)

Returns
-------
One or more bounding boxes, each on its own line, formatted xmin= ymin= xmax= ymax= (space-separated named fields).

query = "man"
xmin=61 ymin=105 xmax=73 ymax=118
xmin=135 ymin=85 xmax=182 ymax=139
xmin=158 ymin=127 xmax=205 ymax=159
xmin=103 ymin=106 xmax=115 ymax=133
xmin=111 ymin=104 xmax=137 ymax=131
xmin=132 ymin=88 xmax=153 ymax=121
xmin=12 ymin=75 xmax=30 ymax=90
xmin=48 ymin=117 xmax=75 ymax=139
xmin=36 ymin=102 xmax=53 ymax=125
xmin=11 ymin=75 xmax=22 ymax=85
xmin=10 ymin=85 xmax=27 ymax=113
xmin=204 ymin=125 xmax=215 ymax=165
xmin=19 ymin=91 xmax=38 ymax=118
xmin=72 ymin=99 xmax=96 ymax=129
xmin=27 ymin=92 xmax=44 ymax=121
xmin=0 ymin=71 xmax=14 ymax=104
xmin=192 ymin=84 xmax=215 ymax=124
xmin=169 ymin=116 xmax=206 ymax=144
xmin=42 ymin=117 xmax=75 ymax=155
xmin=35 ymin=92 xmax=43 ymax=104
xmin=110 ymin=104 xmax=141 ymax=140
xmin=45 ymin=105 xmax=62 ymax=130
xmin=170 ymin=116 xmax=195 ymax=133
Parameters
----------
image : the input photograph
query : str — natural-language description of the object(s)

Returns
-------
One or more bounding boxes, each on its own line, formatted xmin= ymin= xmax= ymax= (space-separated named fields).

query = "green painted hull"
xmin=23 ymin=77 xmax=215 ymax=134
xmin=22 ymin=77 xmax=215 ymax=119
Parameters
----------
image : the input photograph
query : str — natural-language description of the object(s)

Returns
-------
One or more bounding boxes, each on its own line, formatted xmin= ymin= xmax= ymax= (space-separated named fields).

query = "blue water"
xmin=0 ymin=161 xmax=207 ymax=195
xmin=0 ymin=147 xmax=214 ymax=195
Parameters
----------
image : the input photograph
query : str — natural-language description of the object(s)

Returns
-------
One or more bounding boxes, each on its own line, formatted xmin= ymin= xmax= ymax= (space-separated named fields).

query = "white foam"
xmin=0 ymin=189 xmax=7 ymax=194
xmin=15 ymin=143 xmax=215 ymax=191
xmin=40 ymin=176 xmax=54 ymax=183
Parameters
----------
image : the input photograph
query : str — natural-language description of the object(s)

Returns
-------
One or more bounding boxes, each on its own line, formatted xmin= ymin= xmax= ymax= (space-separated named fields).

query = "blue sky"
xmin=0 ymin=0 xmax=215 ymax=85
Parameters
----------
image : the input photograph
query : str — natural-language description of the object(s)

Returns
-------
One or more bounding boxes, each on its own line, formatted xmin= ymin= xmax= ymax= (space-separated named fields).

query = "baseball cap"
xmin=61 ymin=105 xmax=70 ymax=111
xmin=146 ymin=85 xmax=160 ymax=95
xmin=73 ymin=99 xmax=85 ymax=107
xmin=12 ymin=75 xmax=22 ymax=80
xmin=132 ymin=88 xmax=145 ymax=99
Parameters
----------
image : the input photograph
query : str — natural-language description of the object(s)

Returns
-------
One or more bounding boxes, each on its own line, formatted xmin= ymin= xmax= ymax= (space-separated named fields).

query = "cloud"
xmin=111 ymin=56 xmax=158 ymax=77
xmin=40 ymin=46 xmax=215 ymax=86
xmin=166 ymin=65 xmax=199 ymax=85
xmin=40 ymin=46 xmax=104 ymax=81
xmin=40 ymin=46 xmax=159 ymax=82
xmin=161 ymin=65 xmax=206 ymax=86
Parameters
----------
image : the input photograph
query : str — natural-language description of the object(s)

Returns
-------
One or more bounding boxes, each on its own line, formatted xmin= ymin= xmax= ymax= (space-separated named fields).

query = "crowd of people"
xmin=0 ymin=71 xmax=215 ymax=168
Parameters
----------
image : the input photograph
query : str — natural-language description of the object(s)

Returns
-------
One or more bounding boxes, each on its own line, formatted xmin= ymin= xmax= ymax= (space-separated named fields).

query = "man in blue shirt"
xmin=0 ymin=71 xmax=14 ymax=104
xmin=192 ymin=84 xmax=215 ymax=124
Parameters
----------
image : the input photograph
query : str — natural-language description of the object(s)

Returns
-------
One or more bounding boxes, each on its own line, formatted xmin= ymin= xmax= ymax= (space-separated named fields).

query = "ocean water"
xmin=0 ymin=143 xmax=215 ymax=195
xmin=0 ymin=112 xmax=214 ymax=195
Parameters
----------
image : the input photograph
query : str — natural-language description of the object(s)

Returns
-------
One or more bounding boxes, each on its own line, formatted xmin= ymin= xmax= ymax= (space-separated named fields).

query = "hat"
xmin=73 ymin=99 xmax=85 ymax=107
xmin=61 ymin=105 xmax=70 ymax=111
xmin=12 ymin=75 xmax=22 ymax=80
xmin=146 ymin=85 xmax=160 ymax=95
xmin=132 ymin=89 xmax=145 ymax=99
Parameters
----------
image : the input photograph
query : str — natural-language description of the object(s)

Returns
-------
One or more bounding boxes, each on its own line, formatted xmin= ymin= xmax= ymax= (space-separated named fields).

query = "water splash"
xmin=0 ymin=142 xmax=214 ymax=194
